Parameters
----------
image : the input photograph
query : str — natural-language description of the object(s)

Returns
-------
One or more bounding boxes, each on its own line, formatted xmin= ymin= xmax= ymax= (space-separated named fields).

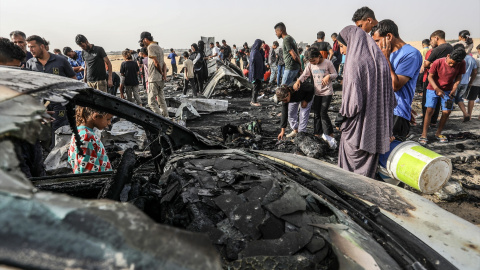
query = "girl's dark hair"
xmin=275 ymin=85 xmax=294 ymax=101
xmin=75 ymin=106 xmax=108 ymax=126
xmin=122 ymin=50 xmax=132 ymax=60
xmin=459 ymin=30 xmax=473 ymax=45
xmin=307 ymin=47 xmax=321 ymax=59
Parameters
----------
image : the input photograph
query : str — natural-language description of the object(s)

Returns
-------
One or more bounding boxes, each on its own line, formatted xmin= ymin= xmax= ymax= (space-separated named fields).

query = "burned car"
xmin=0 ymin=67 xmax=479 ymax=270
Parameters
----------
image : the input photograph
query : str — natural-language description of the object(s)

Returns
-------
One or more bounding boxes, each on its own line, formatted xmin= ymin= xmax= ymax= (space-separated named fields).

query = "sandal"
xmin=418 ymin=137 xmax=428 ymax=145
xmin=435 ymin=135 xmax=448 ymax=143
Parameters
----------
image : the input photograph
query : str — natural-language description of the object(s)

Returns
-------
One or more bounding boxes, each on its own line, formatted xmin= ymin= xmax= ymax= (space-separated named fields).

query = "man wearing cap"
xmin=139 ymin=31 xmax=168 ymax=117
xmin=63 ymin=47 xmax=85 ymax=80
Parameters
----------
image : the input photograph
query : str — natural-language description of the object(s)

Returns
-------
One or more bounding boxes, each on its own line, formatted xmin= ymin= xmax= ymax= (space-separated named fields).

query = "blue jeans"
xmin=269 ymin=64 xmax=278 ymax=84
xmin=277 ymin=65 xmax=285 ymax=86
xmin=282 ymin=69 xmax=299 ymax=85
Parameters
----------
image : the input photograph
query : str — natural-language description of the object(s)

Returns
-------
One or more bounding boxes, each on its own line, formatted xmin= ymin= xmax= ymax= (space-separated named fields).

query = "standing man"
xmin=63 ymin=46 xmax=85 ymax=81
xmin=139 ymin=31 xmax=168 ymax=117
xmin=221 ymin=40 xmax=232 ymax=64
xmin=209 ymin=43 xmax=220 ymax=61
xmin=352 ymin=7 xmax=378 ymax=34
xmin=371 ymin=20 xmax=422 ymax=141
xmin=25 ymin=36 xmax=76 ymax=79
xmin=10 ymin=30 xmax=33 ymax=66
xmin=452 ymin=44 xmax=477 ymax=122
xmin=274 ymin=22 xmax=302 ymax=85
xmin=311 ymin=31 xmax=333 ymax=60
xmin=168 ymin=48 xmax=177 ymax=76
xmin=75 ymin=34 xmax=113 ymax=92
xmin=422 ymin=30 xmax=453 ymax=127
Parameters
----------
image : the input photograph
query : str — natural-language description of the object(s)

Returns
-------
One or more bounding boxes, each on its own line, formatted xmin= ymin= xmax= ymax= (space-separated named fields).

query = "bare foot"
xmin=250 ymin=102 xmax=261 ymax=107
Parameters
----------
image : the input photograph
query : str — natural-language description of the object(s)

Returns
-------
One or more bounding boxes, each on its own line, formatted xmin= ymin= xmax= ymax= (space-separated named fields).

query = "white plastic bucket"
xmin=384 ymin=141 xmax=452 ymax=194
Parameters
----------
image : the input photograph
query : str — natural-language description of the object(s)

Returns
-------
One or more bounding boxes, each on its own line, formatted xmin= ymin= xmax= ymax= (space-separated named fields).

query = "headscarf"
xmin=248 ymin=39 xmax=265 ymax=82
xmin=338 ymin=25 xmax=395 ymax=154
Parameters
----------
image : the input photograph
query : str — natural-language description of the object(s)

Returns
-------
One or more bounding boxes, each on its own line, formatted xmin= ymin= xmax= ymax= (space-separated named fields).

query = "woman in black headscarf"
xmin=190 ymin=43 xmax=206 ymax=92
xmin=249 ymin=39 xmax=265 ymax=106
xmin=336 ymin=25 xmax=395 ymax=178
xmin=198 ymin=40 xmax=209 ymax=83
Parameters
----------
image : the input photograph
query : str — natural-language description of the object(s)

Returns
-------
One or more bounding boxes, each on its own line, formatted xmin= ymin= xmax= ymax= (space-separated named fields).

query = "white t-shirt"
xmin=473 ymin=58 xmax=480 ymax=87
xmin=211 ymin=47 xmax=220 ymax=60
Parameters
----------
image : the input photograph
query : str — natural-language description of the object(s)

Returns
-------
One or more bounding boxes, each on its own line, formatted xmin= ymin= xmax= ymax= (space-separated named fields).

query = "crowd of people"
xmin=0 ymin=6 xmax=478 ymax=180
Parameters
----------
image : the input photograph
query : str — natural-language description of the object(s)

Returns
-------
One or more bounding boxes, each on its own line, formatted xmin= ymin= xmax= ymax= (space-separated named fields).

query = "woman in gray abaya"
xmin=336 ymin=25 xmax=396 ymax=178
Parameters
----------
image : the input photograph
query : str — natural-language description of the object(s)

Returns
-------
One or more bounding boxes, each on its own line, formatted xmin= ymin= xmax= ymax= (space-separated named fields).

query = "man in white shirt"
xmin=209 ymin=42 xmax=220 ymax=61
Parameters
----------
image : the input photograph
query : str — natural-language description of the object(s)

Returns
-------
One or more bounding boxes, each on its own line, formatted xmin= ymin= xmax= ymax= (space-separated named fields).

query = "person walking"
xmin=335 ymin=25 xmax=396 ymax=178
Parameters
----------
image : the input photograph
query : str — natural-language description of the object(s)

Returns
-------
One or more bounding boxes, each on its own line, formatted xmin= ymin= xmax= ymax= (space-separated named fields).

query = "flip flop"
xmin=435 ymin=135 xmax=448 ymax=143
xmin=418 ymin=137 xmax=428 ymax=145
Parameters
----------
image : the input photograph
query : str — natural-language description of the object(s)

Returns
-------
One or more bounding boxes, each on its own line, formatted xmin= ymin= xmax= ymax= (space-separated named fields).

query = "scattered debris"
xmin=294 ymin=132 xmax=329 ymax=159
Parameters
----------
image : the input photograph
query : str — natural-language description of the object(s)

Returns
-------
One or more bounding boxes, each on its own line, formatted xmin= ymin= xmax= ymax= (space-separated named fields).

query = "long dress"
xmin=337 ymin=26 xmax=396 ymax=179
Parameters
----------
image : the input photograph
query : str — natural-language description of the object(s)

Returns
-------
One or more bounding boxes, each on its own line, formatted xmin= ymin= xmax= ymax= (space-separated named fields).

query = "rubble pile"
xmin=157 ymin=151 xmax=338 ymax=268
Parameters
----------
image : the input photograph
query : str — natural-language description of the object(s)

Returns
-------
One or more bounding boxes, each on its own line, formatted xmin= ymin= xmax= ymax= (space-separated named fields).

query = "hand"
xmin=390 ymin=136 xmax=395 ymax=143
xmin=301 ymin=100 xmax=308 ymax=108
xmin=449 ymin=91 xmax=456 ymax=99
xmin=293 ymin=80 xmax=301 ymax=91
xmin=321 ymin=75 xmax=330 ymax=87
xmin=108 ymin=78 xmax=113 ymax=88
xmin=435 ymin=89 xmax=445 ymax=98
xmin=380 ymin=37 xmax=392 ymax=59
xmin=277 ymin=131 xmax=285 ymax=140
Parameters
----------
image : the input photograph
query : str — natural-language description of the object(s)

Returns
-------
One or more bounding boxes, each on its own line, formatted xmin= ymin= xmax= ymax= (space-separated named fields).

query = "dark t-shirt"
xmin=283 ymin=35 xmax=300 ymax=70
xmin=25 ymin=52 xmax=76 ymax=78
xmin=427 ymin=43 xmax=453 ymax=64
xmin=82 ymin=44 xmax=108 ymax=82
xmin=120 ymin=61 xmax=139 ymax=86
xmin=311 ymin=41 xmax=332 ymax=52
xmin=280 ymin=83 xmax=314 ymax=128
xmin=427 ymin=57 xmax=466 ymax=91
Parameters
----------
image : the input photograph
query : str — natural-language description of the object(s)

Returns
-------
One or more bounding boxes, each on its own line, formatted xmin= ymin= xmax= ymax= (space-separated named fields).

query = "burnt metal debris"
xmin=1 ymin=67 xmax=480 ymax=269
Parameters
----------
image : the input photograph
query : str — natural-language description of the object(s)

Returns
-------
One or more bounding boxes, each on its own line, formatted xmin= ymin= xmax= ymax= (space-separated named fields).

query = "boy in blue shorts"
xmin=420 ymin=48 xmax=466 ymax=144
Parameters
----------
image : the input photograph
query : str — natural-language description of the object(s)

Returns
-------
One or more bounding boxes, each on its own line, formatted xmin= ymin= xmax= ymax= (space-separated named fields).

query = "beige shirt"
xmin=183 ymin=59 xmax=194 ymax=79
xmin=147 ymin=42 xmax=164 ymax=82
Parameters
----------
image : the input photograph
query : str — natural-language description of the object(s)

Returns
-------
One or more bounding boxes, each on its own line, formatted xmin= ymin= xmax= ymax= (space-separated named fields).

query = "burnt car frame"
xmin=0 ymin=67 xmax=479 ymax=270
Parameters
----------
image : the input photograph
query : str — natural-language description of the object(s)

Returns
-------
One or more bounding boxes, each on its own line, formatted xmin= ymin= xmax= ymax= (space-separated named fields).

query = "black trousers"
xmin=422 ymin=81 xmax=440 ymax=124
xmin=194 ymin=71 xmax=204 ymax=93
xmin=313 ymin=95 xmax=333 ymax=135
xmin=392 ymin=115 xmax=410 ymax=141
xmin=183 ymin=78 xmax=198 ymax=96
xmin=252 ymin=80 xmax=262 ymax=103
xmin=172 ymin=64 xmax=177 ymax=74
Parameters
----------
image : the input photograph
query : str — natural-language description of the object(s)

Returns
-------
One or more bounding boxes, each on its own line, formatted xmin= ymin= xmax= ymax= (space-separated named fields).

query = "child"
xmin=182 ymin=51 xmax=198 ymax=97
xmin=276 ymin=84 xmax=315 ymax=140
xmin=420 ymin=48 xmax=467 ymax=144
xmin=120 ymin=50 xmax=142 ymax=106
xmin=68 ymin=106 xmax=113 ymax=174
xmin=294 ymin=47 xmax=337 ymax=138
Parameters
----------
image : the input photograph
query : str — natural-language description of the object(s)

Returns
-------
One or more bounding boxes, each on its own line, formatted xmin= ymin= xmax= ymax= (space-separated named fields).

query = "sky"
xmin=1 ymin=0 xmax=479 ymax=52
